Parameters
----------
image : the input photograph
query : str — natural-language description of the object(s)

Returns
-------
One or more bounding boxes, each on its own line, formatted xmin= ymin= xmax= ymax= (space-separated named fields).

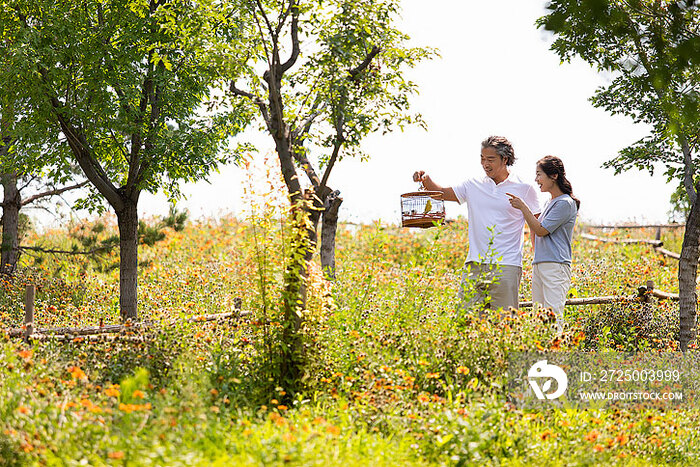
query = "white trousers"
xmin=532 ymin=262 xmax=571 ymax=333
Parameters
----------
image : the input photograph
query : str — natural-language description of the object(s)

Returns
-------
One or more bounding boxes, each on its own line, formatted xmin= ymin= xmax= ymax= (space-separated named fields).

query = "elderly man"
xmin=413 ymin=136 xmax=540 ymax=312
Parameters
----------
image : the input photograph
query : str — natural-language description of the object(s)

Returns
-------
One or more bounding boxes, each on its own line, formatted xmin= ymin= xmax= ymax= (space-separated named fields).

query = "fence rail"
xmin=585 ymin=224 xmax=684 ymax=229
xmin=3 ymin=286 xmax=247 ymax=341
xmin=518 ymin=280 xmax=677 ymax=308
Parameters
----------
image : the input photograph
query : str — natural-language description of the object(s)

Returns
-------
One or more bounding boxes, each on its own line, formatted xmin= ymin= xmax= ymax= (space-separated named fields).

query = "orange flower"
xmin=105 ymin=385 xmax=120 ymax=398
xmin=593 ymin=444 xmax=605 ymax=452
xmin=540 ymin=429 xmax=555 ymax=441
xmin=456 ymin=366 xmax=470 ymax=375
xmin=616 ymin=433 xmax=629 ymax=446
xmin=326 ymin=425 xmax=341 ymax=436
xmin=108 ymin=451 xmax=125 ymax=459
xmin=132 ymin=390 xmax=146 ymax=399
xmin=584 ymin=430 xmax=600 ymax=443
xmin=425 ymin=372 xmax=440 ymax=379
xmin=68 ymin=366 xmax=87 ymax=381
xmin=16 ymin=406 xmax=30 ymax=415
xmin=17 ymin=349 xmax=32 ymax=359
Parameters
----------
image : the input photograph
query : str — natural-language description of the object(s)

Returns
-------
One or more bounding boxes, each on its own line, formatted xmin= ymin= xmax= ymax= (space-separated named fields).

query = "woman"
xmin=507 ymin=156 xmax=579 ymax=333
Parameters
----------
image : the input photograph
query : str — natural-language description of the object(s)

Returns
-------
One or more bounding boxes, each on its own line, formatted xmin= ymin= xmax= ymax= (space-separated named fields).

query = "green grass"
xmin=1 ymin=216 xmax=699 ymax=466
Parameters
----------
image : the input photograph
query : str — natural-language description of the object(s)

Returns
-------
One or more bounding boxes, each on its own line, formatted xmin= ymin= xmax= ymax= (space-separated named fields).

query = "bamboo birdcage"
xmin=400 ymin=189 xmax=445 ymax=228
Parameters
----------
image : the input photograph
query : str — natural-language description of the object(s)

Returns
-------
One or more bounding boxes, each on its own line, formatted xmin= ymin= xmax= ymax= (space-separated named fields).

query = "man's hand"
xmin=412 ymin=171 xmax=426 ymax=183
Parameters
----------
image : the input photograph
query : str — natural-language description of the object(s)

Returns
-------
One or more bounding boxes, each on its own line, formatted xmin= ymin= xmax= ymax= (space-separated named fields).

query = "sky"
xmin=54 ymin=0 xmax=679 ymax=226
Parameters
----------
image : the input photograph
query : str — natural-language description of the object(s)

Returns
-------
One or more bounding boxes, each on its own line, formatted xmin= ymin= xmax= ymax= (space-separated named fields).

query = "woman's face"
xmin=535 ymin=167 xmax=557 ymax=193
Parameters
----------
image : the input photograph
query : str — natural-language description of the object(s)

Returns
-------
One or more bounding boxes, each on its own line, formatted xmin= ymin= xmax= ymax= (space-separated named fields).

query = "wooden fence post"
xmin=635 ymin=279 xmax=654 ymax=342
xmin=24 ymin=284 xmax=35 ymax=343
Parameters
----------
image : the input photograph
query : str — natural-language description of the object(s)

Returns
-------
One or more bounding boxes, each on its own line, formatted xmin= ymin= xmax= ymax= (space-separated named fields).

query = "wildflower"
xmin=105 ymin=385 xmax=120 ymax=398
xmin=108 ymin=451 xmax=125 ymax=459
xmin=68 ymin=366 xmax=87 ymax=381
xmin=16 ymin=406 xmax=30 ymax=415
xmin=616 ymin=433 xmax=629 ymax=446
xmin=326 ymin=425 xmax=341 ymax=436
xmin=277 ymin=405 xmax=288 ymax=411
xmin=584 ymin=430 xmax=600 ymax=443
xmin=593 ymin=444 xmax=605 ymax=452
xmin=540 ymin=429 xmax=555 ymax=441
xmin=425 ymin=372 xmax=440 ymax=379
xmin=456 ymin=366 xmax=470 ymax=375
xmin=132 ymin=390 xmax=146 ymax=399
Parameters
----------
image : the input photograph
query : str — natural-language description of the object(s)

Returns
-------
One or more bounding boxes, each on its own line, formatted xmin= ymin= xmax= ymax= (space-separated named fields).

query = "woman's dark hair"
xmin=537 ymin=155 xmax=580 ymax=209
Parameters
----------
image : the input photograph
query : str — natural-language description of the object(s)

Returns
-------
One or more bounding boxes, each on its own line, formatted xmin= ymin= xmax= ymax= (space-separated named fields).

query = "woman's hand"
xmin=506 ymin=192 xmax=527 ymax=211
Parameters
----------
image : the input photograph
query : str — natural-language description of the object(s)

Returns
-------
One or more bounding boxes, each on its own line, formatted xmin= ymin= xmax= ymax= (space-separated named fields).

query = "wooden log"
xmin=26 ymin=334 xmax=147 ymax=343
xmin=586 ymin=224 xmax=684 ymax=229
xmin=654 ymin=246 xmax=681 ymax=260
xmin=580 ymin=233 xmax=663 ymax=246
xmin=6 ymin=307 xmax=250 ymax=338
xmin=519 ymin=295 xmax=632 ymax=308
xmin=518 ymin=285 xmax=679 ymax=309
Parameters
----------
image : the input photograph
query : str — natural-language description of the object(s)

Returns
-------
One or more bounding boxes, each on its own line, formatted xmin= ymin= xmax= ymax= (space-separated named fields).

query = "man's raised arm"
xmin=412 ymin=171 xmax=458 ymax=202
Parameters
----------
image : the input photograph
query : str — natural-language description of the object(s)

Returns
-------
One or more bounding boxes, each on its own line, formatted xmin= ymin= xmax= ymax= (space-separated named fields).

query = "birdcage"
xmin=400 ymin=190 xmax=445 ymax=228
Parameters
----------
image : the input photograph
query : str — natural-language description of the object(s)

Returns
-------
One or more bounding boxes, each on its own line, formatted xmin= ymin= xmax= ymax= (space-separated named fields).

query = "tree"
xmin=1 ymin=0 xmax=250 ymax=320
xmin=224 ymin=0 xmax=432 ymax=387
xmin=0 ymin=84 xmax=88 ymax=275
xmin=538 ymin=0 xmax=700 ymax=350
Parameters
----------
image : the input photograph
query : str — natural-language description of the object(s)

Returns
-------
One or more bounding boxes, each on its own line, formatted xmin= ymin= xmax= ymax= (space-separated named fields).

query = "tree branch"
xmin=349 ymin=46 xmax=381 ymax=80
xmin=230 ymin=82 xmax=272 ymax=128
xmin=279 ymin=1 xmax=300 ymax=74
xmin=320 ymin=140 xmax=342 ymax=189
xmin=21 ymin=181 xmax=89 ymax=206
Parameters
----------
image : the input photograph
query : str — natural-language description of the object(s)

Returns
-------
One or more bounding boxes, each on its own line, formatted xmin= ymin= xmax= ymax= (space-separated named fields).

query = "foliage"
xmin=538 ymin=0 xmax=700 ymax=200
xmin=0 ymin=216 xmax=699 ymax=464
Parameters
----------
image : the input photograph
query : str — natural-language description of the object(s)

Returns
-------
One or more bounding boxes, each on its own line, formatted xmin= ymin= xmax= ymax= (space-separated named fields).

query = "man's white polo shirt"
xmin=452 ymin=172 xmax=540 ymax=267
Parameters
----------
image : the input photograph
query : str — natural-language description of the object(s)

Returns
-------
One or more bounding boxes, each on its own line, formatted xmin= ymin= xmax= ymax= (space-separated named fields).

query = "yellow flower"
xmin=69 ymin=366 xmax=87 ymax=381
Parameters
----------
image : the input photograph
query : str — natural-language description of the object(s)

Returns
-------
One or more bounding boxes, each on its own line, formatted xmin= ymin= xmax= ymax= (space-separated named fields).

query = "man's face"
xmin=480 ymin=147 xmax=508 ymax=182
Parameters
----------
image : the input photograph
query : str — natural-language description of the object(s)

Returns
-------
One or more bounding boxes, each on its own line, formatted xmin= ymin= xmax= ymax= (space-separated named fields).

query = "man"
xmin=413 ymin=136 xmax=540 ymax=312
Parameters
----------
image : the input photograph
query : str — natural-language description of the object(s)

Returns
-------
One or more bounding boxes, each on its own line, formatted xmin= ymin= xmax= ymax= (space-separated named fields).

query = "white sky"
xmin=68 ymin=0 xmax=679 ymax=226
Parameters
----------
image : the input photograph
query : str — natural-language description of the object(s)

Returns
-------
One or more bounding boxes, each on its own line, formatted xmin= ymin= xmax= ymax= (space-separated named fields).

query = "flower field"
xmin=1 ymin=215 xmax=699 ymax=466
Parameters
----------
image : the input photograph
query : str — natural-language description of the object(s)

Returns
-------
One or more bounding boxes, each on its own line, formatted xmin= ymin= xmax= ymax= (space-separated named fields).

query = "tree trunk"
xmin=116 ymin=199 xmax=139 ymax=322
xmin=679 ymin=188 xmax=700 ymax=351
xmin=320 ymin=190 xmax=342 ymax=279
xmin=1 ymin=172 xmax=21 ymax=276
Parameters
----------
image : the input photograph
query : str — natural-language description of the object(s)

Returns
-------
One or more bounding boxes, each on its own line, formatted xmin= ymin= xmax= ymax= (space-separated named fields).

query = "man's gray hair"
xmin=481 ymin=136 xmax=516 ymax=166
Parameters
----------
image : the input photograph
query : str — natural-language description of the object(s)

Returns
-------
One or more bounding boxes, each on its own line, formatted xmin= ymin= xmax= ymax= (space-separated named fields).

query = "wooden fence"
xmin=518 ymin=279 xmax=677 ymax=308
xmin=4 ymin=285 xmax=248 ymax=342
